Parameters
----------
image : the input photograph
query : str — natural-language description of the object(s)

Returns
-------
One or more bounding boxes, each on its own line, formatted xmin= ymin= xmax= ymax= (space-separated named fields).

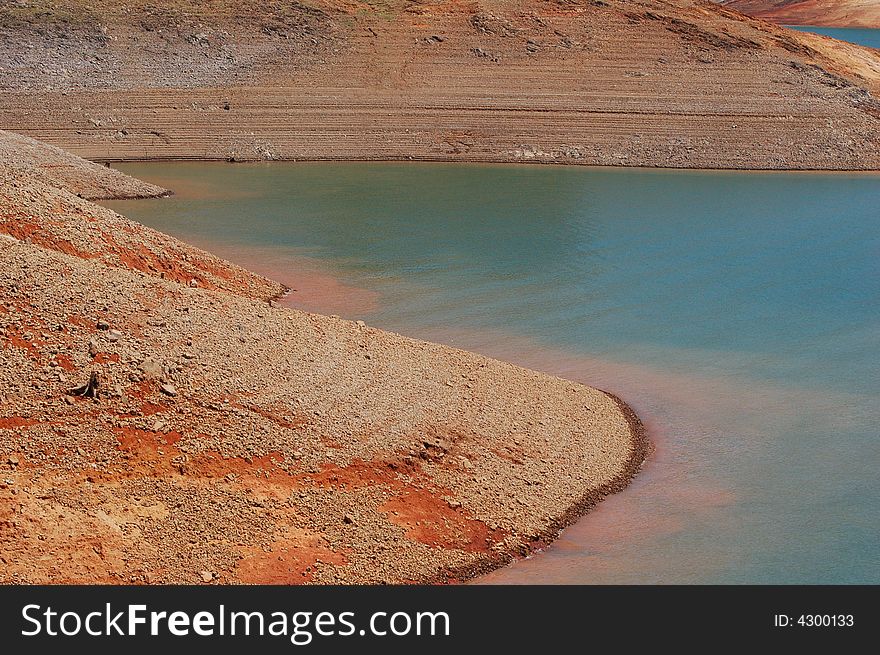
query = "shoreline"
xmin=98 ymin=177 xmax=653 ymax=584
xmin=452 ymin=391 xmax=652 ymax=584
xmin=3 ymin=1 xmax=880 ymax=176
xmin=786 ymin=24 xmax=880 ymax=30
xmin=106 ymin=156 xmax=880 ymax=176
xmin=0 ymin=131 xmax=650 ymax=584
xmin=2 ymin=0 xmax=877 ymax=586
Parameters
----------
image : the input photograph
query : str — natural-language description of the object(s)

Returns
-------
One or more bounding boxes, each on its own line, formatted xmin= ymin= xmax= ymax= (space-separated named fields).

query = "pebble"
xmin=88 ymin=339 xmax=99 ymax=357
xmin=96 ymin=320 xmax=110 ymax=330
xmin=140 ymin=359 xmax=162 ymax=378
xmin=108 ymin=330 xmax=123 ymax=342
xmin=159 ymin=383 xmax=177 ymax=397
xmin=199 ymin=571 xmax=213 ymax=583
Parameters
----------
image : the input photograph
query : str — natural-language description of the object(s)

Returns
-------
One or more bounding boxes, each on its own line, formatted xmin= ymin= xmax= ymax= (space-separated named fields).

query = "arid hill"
xmin=1 ymin=0 xmax=879 ymax=169
xmin=718 ymin=1 xmax=880 ymax=29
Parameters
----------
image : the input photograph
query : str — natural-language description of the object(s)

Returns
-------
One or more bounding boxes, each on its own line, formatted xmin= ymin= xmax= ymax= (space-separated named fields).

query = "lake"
xmin=105 ymin=162 xmax=880 ymax=583
xmin=787 ymin=26 xmax=880 ymax=49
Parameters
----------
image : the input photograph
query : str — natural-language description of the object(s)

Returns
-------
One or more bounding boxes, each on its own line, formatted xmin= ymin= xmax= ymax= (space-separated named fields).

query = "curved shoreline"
xmin=453 ymin=391 xmax=652 ymax=584
xmin=2 ymin=0 xmax=877 ymax=585
xmin=99 ymin=175 xmax=654 ymax=583
xmin=1 ymin=132 xmax=649 ymax=584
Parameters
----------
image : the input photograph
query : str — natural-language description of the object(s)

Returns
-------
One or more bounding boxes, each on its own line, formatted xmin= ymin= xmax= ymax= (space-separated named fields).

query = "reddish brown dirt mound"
xmin=0 ymin=173 xmax=284 ymax=301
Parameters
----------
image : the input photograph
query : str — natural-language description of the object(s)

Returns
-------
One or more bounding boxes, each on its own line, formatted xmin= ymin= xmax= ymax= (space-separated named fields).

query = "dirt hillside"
xmin=719 ymin=1 xmax=880 ymax=29
xmin=0 ymin=129 xmax=167 ymax=200
xmin=1 ymin=0 xmax=879 ymax=169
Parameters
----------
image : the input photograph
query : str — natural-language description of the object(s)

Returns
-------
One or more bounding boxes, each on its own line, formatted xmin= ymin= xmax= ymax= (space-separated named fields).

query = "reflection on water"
xmin=105 ymin=162 xmax=880 ymax=583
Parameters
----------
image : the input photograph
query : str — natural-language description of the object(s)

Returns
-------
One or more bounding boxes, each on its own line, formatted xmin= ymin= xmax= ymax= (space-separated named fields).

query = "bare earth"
xmin=0 ymin=135 xmax=646 ymax=584
xmin=1 ymin=0 xmax=879 ymax=169
xmin=0 ymin=129 xmax=168 ymax=200
xmin=719 ymin=1 xmax=880 ymax=29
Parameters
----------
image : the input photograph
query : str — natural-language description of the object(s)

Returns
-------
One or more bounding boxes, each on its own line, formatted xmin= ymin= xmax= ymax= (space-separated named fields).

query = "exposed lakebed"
xmin=105 ymin=162 xmax=880 ymax=583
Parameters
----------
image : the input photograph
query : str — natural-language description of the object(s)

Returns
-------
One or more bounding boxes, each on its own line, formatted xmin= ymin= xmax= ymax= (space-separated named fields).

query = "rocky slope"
xmin=719 ymin=1 xmax=880 ymax=29
xmin=0 ymin=138 xmax=646 ymax=584
xmin=0 ymin=129 xmax=167 ymax=200
xmin=0 ymin=131 xmax=283 ymax=301
xmin=1 ymin=0 xmax=879 ymax=169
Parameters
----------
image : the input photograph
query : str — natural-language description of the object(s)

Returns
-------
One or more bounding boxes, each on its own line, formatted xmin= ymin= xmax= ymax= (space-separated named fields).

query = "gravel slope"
xmin=0 ymin=129 xmax=168 ymax=200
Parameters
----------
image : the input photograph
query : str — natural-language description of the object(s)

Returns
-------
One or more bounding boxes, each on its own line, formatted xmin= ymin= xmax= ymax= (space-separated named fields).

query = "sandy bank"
xmin=0 ymin=137 xmax=647 ymax=584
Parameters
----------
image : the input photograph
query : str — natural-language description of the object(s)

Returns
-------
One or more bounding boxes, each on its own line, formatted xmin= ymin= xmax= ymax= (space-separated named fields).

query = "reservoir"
xmin=106 ymin=162 xmax=880 ymax=583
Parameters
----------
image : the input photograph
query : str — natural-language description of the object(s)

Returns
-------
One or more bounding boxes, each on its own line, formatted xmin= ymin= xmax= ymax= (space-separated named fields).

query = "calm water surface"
xmin=787 ymin=26 xmax=880 ymax=49
xmin=106 ymin=162 xmax=880 ymax=584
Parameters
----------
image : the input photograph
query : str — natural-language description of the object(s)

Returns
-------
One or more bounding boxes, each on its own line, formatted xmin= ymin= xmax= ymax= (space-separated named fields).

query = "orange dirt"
xmin=109 ymin=426 xmax=293 ymax=484
xmin=0 ymin=417 xmax=38 ymax=429
xmin=0 ymin=216 xmax=94 ymax=260
xmin=381 ymin=490 xmax=502 ymax=552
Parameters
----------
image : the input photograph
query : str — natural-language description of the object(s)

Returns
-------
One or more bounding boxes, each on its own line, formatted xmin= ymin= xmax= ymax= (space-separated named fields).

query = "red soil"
xmin=381 ymin=490 xmax=501 ymax=552
xmin=0 ymin=417 xmax=38 ymax=429
xmin=0 ymin=218 xmax=93 ymax=259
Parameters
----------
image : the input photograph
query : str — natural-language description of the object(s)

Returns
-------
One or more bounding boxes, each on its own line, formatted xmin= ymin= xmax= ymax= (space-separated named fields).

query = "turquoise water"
xmin=106 ymin=162 xmax=880 ymax=584
xmin=787 ymin=26 xmax=880 ymax=49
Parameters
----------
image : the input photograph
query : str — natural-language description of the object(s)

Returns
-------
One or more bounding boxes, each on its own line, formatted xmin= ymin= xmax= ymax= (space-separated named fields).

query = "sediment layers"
xmin=1 ymin=0 xmax=879 ymax=170
xmin=719 ymin=1 xmax=880 ymax=29
xmin=0 ymin=138 xmax=646 ymax=583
